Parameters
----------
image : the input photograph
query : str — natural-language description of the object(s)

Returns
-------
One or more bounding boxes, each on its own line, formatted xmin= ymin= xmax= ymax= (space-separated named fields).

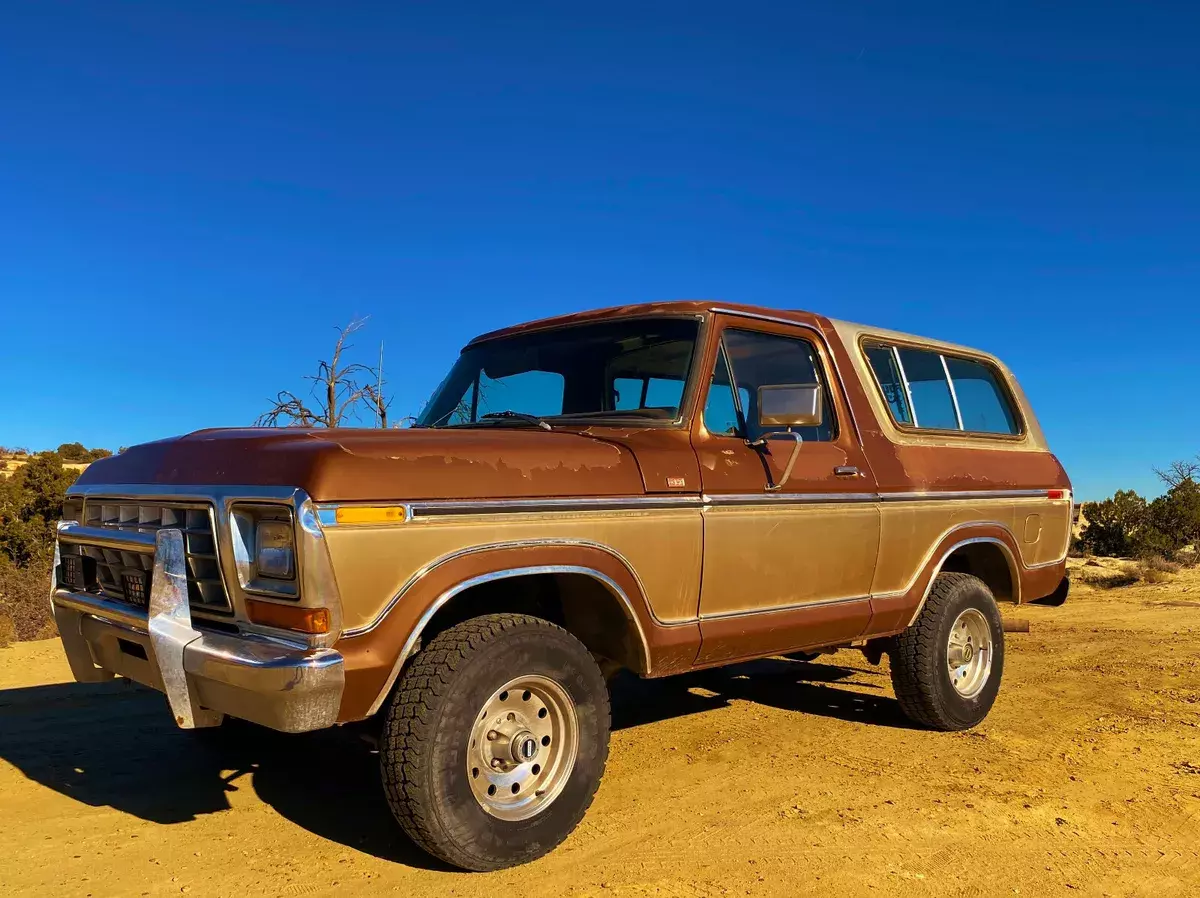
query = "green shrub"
xmin=1079 ymin=480 xmax=1200 ymax=558
xmin=1139 ymin=480 xmax=1200 ymax=554
xmin=1079 ymin=490 xmax=1147 ymax=556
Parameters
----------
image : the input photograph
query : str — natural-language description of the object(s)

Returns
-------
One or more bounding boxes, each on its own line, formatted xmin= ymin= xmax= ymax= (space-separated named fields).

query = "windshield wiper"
xmin=478 ymin=411 xmax=553 ymax=431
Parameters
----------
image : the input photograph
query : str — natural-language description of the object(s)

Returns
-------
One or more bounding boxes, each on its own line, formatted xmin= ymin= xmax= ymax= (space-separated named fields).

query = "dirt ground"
xmin=3 ymin=567 xmax=1199 ymax=898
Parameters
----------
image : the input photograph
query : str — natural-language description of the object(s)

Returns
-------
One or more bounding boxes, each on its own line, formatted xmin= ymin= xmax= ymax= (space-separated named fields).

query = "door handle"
xmin=834 ymin=466 xmax=861 ymax=477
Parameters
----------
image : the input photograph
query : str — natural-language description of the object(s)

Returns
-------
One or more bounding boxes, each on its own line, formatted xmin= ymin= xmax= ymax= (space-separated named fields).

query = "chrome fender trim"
xmin=363 ymin=564 xmax=652 ymax=718
xmin=901 ymin=535 xmax=1022 ymax=630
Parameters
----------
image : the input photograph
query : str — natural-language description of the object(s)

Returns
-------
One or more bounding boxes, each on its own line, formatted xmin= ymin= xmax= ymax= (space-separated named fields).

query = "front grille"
xmin=59 ymin=501 xmax=232 ymax=613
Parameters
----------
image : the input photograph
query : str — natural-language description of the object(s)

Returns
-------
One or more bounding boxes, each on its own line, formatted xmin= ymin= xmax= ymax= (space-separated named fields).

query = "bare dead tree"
xmin=1154 ymin=457 xmax=1200 ymax=488
xmin=257 ymin=318 xmax=390 ymax=428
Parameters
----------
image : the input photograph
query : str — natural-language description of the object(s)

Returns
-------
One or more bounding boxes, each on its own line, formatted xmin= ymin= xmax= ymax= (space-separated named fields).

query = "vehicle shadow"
xmin=0 ymin=678 xmax=448 ymax=870
xmin=0 ymin=656 xmax=909 ymax=869
xmin=611 ymin=655 xmax=911 ymax=732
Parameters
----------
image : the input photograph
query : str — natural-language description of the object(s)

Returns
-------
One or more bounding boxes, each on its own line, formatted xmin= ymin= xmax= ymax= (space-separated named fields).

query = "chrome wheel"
xmin=466 ymin=675 xmax=579 ymax=821
xmin=946 ymin=608 xmax=993 ymax=699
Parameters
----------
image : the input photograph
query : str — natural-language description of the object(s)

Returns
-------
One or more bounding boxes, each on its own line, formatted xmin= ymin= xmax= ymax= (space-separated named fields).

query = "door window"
xmin=703 ymin=329 xmax=836 ymax=442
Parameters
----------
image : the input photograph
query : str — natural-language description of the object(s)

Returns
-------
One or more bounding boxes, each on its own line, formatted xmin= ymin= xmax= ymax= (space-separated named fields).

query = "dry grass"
xmin=1140 ymin=553 xmax=1182 ymax=573
xmin=1138 ymin=565 xmax=1174 ymax=584
xmin=1135 ymin=554 xmax=1181 ymax=584
xmin=0 ymin=556 xmax=56 ymax=644
xmin=1070 ymin=558 xmax=1140 ymax=589
xmin=1069 ymin=553 xmax=1183 ymax=588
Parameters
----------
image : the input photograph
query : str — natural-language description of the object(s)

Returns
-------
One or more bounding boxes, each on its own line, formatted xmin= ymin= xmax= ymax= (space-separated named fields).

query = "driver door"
xmin=693 ymin=315 xmax=881 ymax=664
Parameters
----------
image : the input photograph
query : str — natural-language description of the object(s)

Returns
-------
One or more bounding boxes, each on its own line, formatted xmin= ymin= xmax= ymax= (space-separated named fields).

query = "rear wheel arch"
xmin=939 ymin=538 xmax=1019 ymax=605
xmin=898 ymin=530 xmax=1022 ymax=634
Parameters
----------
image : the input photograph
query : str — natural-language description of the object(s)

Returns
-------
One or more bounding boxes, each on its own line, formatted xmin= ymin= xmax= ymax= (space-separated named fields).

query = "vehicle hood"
xmin=73 ymin=427 xmax=654 ymax=502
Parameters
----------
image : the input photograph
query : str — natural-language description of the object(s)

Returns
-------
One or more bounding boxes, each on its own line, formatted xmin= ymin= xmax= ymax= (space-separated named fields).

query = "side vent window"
xmin=864 ymin=342 xmax=1021 ymax=436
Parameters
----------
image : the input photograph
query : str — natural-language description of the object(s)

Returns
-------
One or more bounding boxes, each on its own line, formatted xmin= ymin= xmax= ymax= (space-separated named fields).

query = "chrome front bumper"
xmin=51 ymin=527 xmax=344 ymax=733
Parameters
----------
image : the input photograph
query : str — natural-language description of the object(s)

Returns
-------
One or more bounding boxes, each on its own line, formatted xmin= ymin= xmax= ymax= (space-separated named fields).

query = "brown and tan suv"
xmin=51 ymin=301 xmax=1072 ymax=870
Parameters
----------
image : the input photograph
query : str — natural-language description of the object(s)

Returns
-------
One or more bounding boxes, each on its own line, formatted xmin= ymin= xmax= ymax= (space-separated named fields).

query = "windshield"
xmin=417 ymin=317 xmax=701 ymax=427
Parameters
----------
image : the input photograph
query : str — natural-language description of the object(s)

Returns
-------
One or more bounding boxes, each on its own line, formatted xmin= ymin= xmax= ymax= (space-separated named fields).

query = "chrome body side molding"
xmin=316 ymin=488 xmax=1067 ymax=523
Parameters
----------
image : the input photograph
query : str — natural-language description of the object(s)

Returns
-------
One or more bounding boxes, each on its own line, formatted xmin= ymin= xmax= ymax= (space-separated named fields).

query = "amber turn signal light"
xmin=245 ymin=599 xmax=331 ymax=634
xmin=334 ymin=505 xmax=408 ymax=525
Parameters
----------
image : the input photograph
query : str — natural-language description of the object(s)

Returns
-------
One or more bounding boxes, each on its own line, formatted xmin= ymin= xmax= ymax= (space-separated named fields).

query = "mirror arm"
xmin=747 ymin=431 xmax=804 ymax=492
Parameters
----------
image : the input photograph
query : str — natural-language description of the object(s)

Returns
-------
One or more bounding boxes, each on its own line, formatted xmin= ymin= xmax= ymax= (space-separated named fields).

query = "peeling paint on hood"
xmin=75 ymin=427 xmax=646 ymax=502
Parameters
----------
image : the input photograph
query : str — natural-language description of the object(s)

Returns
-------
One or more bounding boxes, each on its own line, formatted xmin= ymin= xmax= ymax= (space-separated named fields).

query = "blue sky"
xmin=1 ymin=2 xmax=1197 ymax=500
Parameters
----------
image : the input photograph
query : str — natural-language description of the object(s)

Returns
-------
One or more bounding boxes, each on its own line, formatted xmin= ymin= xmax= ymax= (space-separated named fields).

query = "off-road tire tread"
xmin=380 ymin=613 xmax=610 ymax=870
xmin=890 ymin=572 xmax=997 ymax=731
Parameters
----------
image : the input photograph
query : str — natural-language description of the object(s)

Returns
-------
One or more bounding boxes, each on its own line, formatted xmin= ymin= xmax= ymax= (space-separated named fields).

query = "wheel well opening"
xmin=940 ymin=542 xmax=1016 ymax=604
xmin=414 ymin=572 xmax=647 ymax=674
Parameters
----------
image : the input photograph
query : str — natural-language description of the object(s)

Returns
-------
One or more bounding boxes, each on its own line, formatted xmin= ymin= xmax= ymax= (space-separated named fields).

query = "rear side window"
xmin=898 ymin=348 xmax=959 ymax=430
xmin=944 ymin=356 xmax=1019 ymax=435
xmin=864 ymin=342 xmax=1021 ymax=436
xmin=864 ymin=346 xmax=912 ymax=425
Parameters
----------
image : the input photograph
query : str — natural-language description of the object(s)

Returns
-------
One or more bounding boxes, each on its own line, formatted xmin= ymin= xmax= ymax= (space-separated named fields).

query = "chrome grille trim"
xmin=59 ymin=499 xmax=233 ymax=614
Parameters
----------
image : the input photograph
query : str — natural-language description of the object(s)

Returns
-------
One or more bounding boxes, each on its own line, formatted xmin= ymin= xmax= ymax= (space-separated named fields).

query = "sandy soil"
xmin=3 ymin=568 xmax=1199 ymax=898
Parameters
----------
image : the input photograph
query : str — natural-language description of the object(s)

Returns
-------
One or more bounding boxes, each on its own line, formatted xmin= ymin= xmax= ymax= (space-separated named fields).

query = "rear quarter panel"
xmin=825 ymin=319 xmax=1072 ymax=618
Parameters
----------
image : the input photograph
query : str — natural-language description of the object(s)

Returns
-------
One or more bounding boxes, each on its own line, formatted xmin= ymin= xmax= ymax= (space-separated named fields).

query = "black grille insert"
xmin=58 ymin=500 xmax=232 ymax=613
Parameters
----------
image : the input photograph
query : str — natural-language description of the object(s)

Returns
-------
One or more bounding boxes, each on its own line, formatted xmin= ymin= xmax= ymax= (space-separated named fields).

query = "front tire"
xmin=889 ymin=572 xmax=1005 ymax=731
xmin=380 ymin=613 xmax=610 ymax=871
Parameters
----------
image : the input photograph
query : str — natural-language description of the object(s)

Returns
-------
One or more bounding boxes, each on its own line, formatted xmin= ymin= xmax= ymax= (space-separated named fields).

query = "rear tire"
xmin=380 ymin=613 xmax=610 ymax=871
xmin=889 ymin=572 xmax=1004 ymax=731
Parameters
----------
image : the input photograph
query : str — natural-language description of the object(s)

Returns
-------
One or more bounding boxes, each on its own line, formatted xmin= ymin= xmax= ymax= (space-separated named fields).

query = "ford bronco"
xmin=51 ymin=301 xmax=1072 ymax=870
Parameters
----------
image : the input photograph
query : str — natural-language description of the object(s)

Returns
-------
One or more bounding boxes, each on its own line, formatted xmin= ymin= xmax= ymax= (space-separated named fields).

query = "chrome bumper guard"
xmin=52 ymin=526 xmax=344 ymax=733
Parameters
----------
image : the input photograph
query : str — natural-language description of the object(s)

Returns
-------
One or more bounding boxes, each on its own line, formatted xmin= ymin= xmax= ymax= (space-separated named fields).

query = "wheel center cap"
xmin=962 ymin=644 xmax=973 ymax=662
xmin=512 ymin=731 xmax=539 ymax=763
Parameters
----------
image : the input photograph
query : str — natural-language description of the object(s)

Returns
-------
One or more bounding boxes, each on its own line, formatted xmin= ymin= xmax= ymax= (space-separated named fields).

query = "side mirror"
xmin=757 ymin=383 xmax=824 ymax=429
xmin=748 ymin=383 xmax=824 ymax=492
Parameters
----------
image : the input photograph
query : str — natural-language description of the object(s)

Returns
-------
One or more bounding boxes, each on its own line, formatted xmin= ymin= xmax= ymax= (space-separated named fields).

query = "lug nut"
xmin=487 ymin=730 xmax=500 ymax=741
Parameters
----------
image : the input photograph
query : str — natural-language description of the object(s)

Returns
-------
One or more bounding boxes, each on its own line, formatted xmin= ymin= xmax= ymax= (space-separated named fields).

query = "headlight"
xmin=255 ymin=520 xmax=295 ymax=579
xmin=231 ymin=505 xmax=298 ymax=597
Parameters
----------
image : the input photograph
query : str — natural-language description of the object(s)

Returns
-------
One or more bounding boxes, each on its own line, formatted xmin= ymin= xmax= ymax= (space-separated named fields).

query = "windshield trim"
xmin=426 ymin=312 xmax=710 ymax=430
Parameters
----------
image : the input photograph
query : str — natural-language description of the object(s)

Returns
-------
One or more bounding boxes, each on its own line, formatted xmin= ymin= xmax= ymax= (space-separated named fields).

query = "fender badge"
xmin=666 ymin=476 xmax=687 ymax=488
